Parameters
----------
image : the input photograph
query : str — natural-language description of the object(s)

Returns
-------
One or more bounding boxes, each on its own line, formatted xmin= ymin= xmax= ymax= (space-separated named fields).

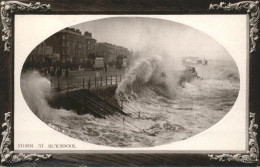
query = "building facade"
xmin=25 ymin=41 xmax=53 ymax=69
xmin=95 ymin=42 xmax=131 ymax=67
xmin=27 ymin=28 xmax=96 ymax=69
xmin=50 ymin=28 xmax=97 ymax=65
xmin=26 ymin=28 xmax=132 ymax=70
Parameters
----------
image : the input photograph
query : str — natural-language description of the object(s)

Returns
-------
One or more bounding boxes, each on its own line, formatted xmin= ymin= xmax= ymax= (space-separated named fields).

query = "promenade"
xmin=47 ymin=67 xmax=125 ymax=92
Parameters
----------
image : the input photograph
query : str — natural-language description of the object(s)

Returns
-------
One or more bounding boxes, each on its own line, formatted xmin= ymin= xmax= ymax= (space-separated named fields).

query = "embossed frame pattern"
xmin=0 ymin=0 xmax=259 ymax=166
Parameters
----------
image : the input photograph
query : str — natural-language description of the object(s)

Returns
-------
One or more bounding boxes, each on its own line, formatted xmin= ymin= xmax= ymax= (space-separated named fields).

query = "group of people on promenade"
xmin=40 ymin=66 xmax=69 ymax=79
xmin=23 ymin=61 xmax=70 ymax=79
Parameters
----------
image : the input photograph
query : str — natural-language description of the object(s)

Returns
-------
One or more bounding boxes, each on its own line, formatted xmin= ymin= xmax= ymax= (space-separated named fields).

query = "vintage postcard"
xmin=0 ymin=0 xmax=259 ymax=166
xmin=14 ymin=15 xmax=247 ymax=153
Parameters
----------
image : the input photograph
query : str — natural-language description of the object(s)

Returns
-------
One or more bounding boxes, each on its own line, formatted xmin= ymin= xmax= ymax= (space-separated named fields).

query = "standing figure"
xmin=57 ymin=67 xmax=61 ymax=78
xmin=65 ymin=68 xmax=69 ymax=79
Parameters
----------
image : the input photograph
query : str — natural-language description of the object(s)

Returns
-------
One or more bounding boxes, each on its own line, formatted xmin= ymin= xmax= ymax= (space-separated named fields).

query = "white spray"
xmin=116 ymin=49 xmax=185 ymax=100
xmin=21 ymin=71 xmax=60 ymax=121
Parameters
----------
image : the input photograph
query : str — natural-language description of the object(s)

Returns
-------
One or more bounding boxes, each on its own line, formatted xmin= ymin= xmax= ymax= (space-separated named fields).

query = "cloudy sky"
xmin=71 ymin=17 xmax=231 ymax=60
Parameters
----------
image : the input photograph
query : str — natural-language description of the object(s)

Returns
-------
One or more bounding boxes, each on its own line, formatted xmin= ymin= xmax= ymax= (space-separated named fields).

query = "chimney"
xmin=84 ymin=31 xmax=92 ymax=38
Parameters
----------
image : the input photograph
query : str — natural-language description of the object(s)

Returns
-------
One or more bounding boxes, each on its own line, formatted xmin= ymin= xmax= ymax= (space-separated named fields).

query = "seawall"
xmin=48 ymin=84 xmax=118 ymax=115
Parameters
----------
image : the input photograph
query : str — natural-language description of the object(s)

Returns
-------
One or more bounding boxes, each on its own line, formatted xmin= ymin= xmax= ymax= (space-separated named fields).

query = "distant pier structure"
xmin=182 ymin=56 xmax=208 ymax=65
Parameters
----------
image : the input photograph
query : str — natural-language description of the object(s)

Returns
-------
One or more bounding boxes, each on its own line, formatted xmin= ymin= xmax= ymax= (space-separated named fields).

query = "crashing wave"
xmin=115 ymin=55 xmax=183 ymax=102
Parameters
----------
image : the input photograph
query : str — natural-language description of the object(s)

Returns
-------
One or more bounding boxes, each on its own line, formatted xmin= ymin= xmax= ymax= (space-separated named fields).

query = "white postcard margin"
xmin=14 ymin=15 xmax=248 ymax=153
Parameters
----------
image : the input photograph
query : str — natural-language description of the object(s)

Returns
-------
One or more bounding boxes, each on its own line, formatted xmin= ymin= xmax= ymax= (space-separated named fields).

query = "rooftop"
xmin=60 ymin=28 xmax=96 ymax=40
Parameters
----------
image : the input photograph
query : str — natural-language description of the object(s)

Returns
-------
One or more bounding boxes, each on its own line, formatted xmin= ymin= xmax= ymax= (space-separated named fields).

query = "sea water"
xmin=21 ymin=59 xmax=239 ymax=148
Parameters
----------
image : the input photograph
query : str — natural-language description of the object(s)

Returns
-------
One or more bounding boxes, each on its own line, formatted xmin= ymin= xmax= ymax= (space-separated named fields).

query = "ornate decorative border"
xmin=0 ymin=0 xmax=259 ymax=165
xmin=1 ymin=112 xmax=52 ymax=164
xmin=0 ymin=1 xmax=51 ymax=165
xmin=208 ymin=113 xmax=259 ymax=163
xmin=209 ymin=1 xmax=260 ymax=163
xmin=1 ymin=1 xmax=51 ymax=52
xmin=209 ymin=1 xmax=260 ymax=53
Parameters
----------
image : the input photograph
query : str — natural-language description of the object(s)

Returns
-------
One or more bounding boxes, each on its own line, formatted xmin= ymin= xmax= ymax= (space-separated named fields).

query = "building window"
xmin=63 ymin=35 xmax=65 ymax=40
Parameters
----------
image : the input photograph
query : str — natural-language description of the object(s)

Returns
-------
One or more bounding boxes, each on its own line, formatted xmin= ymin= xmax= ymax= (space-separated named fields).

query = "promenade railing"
xmin=50 ymin=74 xmax=123 ymax=92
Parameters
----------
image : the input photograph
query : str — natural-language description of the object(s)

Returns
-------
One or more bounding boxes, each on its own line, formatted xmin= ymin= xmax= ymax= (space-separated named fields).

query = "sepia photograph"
xmin=20 ymin=17 xmax=240 ymax=148
xmin=1 ymin=0 xmax=259 ymax=166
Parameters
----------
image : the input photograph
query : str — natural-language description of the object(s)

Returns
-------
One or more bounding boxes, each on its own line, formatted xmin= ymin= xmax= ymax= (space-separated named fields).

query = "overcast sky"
xmin=71 ymin=17 xmax=231 ymax=60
